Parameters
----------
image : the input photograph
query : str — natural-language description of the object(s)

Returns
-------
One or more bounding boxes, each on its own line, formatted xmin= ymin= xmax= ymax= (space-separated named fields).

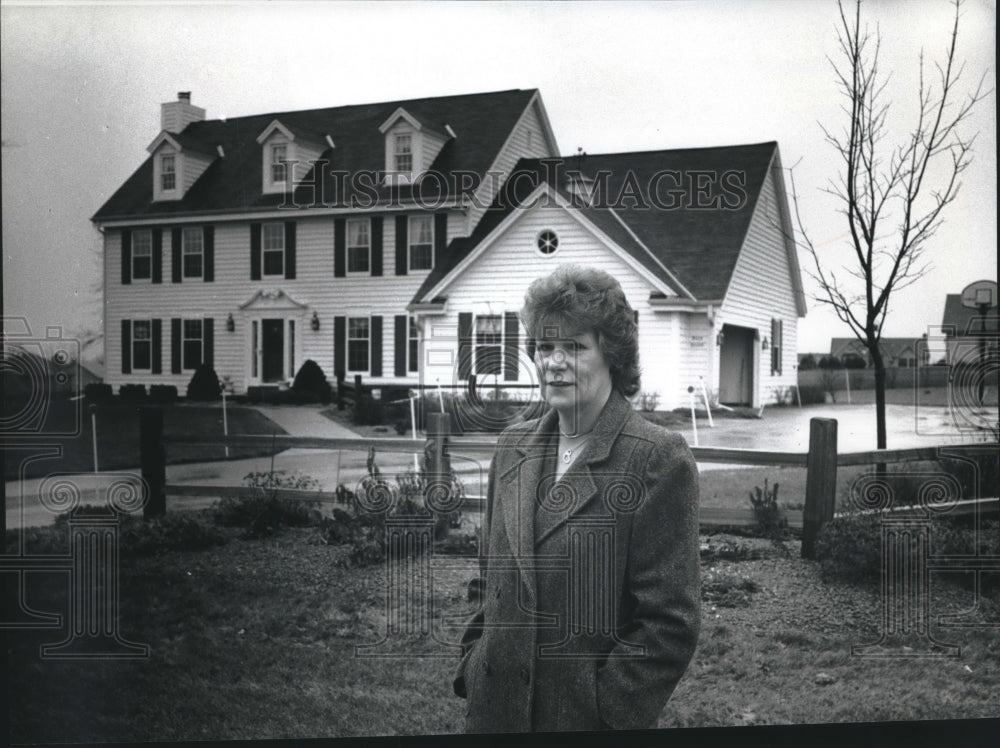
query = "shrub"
xmin=186 ymin=364 xmax=222 ymax=401
xmin=84 ymin=383 xmax=113 ymax=402
xmin=818 ymin=355 xmax=842 ymax=370
xmin=118 ymin=384 xmax=147 ymax=402
xmin=702 ymin=567 xmax=761 ymax=608
xmin=212 ymin=470 xmax=322 ymax=537
xmin=814 ymin=512 xmax=884 ymax=584
xmin=292 ymin=360 xmax=332 ymax=404
xmin=637 ymin=391 xmax=660 ymax=412
xmin=798 ymin=354 xmax=817 ymax=371
xmin=749 ymin=479 xmax=786 ymax=540
xmin=149 ymin=384 xmax=178 ymax=404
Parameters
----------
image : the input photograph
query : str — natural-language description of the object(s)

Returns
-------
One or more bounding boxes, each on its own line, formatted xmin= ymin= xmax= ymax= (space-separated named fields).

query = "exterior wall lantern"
xmin=226 ymin=313 xmax=235 ymax=332
xmin=762 ymin=336 xmax=769 ymax=350
xmin=716 ymin=331 xmax=725 ymax=346
xmin=311 ymin=311 xmax=320 ymax=331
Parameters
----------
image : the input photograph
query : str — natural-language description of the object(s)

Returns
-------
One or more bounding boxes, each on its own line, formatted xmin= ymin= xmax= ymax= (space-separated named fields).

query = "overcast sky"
xmin=2 ymin=0 xmax=996 ymax=362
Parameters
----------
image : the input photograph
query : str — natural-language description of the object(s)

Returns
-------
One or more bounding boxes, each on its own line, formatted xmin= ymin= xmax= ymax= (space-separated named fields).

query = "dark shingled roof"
xmin=411 ymin=142 xmax=780 ymax=304
xmin=941 ymin=294 xmax=1000 ymax=336
xmin=93 ymin=89 xmax=539 ymax=221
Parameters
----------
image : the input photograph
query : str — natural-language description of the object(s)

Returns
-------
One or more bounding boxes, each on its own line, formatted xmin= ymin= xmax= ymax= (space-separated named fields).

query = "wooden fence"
xmin=139 ymin=410 xmax=998 ymax=560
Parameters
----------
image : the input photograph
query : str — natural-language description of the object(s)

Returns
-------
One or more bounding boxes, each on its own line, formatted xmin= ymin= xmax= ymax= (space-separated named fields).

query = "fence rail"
xmin=142 ymin=410 xmax=998 ymax=559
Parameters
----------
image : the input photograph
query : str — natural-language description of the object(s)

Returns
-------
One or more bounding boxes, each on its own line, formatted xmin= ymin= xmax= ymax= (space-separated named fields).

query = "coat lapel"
xmin=498 ymin=408 xmax=559 ymax=608
xmin=535 ymin=391 xmax=634 ymax=546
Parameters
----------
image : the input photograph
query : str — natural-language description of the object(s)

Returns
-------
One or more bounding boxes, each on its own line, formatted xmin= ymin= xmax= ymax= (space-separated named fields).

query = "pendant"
xmin=562 ymin=448 xmax=573 ymax=464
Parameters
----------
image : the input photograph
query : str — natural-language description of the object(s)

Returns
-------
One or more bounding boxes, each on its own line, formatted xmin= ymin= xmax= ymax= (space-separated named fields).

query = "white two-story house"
xmin=93 ymin=89 xmax=805 ymax=409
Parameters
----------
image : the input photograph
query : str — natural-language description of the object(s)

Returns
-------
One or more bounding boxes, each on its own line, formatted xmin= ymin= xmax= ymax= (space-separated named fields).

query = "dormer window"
xmin=161 ymin=154 xmax=176 ymax=191
xmin=271 ymin=144 xmax=288 ymax=184
xmin=394 ymin=133 xmax=413 ymax=173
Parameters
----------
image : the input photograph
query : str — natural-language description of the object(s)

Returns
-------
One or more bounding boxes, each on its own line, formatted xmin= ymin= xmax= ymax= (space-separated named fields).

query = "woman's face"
xmin=535 ymin=329 xmax=613 ymax=416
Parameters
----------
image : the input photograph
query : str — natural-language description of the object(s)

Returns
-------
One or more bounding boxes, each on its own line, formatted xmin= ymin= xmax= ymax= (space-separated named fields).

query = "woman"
xmin=454 ymin=265 xmax=701 ymax=732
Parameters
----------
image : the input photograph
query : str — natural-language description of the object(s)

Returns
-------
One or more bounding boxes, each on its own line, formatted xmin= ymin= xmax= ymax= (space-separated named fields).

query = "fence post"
xmin=336 ymin=372 xmax=345 ymax=410
xmin=802 ymin=417 xmax=837 ymax=559
xmin=140 ymin=407 xmax=166 ymax=520
xmin=425 ymin=412 xmax=451 ymax=478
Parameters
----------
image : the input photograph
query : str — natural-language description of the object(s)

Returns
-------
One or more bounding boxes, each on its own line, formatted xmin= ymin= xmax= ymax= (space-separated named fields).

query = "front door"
xmin=261 ymin=318 xmax=284 ymax=382
xmin=718 ymin=325 xmax=755 ymax=406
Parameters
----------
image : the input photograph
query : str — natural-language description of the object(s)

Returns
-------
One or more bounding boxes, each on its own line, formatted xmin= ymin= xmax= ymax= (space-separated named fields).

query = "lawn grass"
xmin=4 ymin=401 xmax=287 ymax=480
xmin=5 ymin=516 xmax=999 ymax=741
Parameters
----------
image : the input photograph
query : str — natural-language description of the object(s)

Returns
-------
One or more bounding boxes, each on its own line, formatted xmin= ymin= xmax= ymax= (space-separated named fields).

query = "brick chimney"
xmin=160 ymin=91 xmax=206 ymax=133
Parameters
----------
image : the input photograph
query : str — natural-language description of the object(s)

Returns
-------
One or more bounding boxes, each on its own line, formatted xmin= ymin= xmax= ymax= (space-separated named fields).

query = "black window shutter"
xmin=152 ymin=229 xmax=163 ymax=284
xmin=527 ymin=337 xmax=536 ymax=362
xmin=121 ymin=320 xmax=132 ymax=373
xmin=395 ymin=215 xmax=408 ymax=275
xmin=334 ymin=218 xmax=346 ymax=277
xmin=250 ymin=223 xmax=262 ymax=280
xmin=151 ymin=319 xmax=162 ymax=374
xmin=203 ymin=225 xmax=214 ymax=282
xmin=371 ymin=217 xmax=383 ymax=276
xmin=121 ymin=230 xmax=132 ymax=285
xmin=284 ymin=221 xmax=296 ymax=280
xmin=171 ymin=318 xmax=182 ymax=374
xmin=504 ymin=311 xmax=519 ymax=381
xmin=458 ymin=312 xmax=473 ymax=380
xmin=333 ymin=316 xmax=346 ymax=379
xmin=370 ymin=316 xmax=383 ymax=377
xmin=394 ymin=315 xmax=407 ymax=377
xmin=171 ymin=228 xmax=183 ymax=283
xmin=434 ymin=212 xmax=447 ymax=268
xmin=204 ymin=318 xmax=215 ymax=368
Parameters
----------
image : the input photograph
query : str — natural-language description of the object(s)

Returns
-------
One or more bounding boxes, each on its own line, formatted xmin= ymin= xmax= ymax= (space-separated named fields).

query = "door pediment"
xmin=239 ymin=289 xmax=308 ymax=312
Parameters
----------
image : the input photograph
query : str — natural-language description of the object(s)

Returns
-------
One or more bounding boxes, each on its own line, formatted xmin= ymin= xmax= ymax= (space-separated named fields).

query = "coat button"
xmin=520 ymin=666 xmax=530 ymax=685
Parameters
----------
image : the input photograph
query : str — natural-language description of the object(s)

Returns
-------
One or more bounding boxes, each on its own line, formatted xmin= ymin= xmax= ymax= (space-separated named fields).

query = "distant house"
xmin=829 ymin=337 xmax=929 ymax=368
xmin=941 ymin=294 xmax=999 ymax=366
xmin=91 ymin=89 xmax=805 ymax=410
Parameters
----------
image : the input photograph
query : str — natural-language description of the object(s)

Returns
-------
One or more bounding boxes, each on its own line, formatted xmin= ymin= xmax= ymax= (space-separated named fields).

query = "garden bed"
xmin=5 ymin=513 xmax=998 ymax=741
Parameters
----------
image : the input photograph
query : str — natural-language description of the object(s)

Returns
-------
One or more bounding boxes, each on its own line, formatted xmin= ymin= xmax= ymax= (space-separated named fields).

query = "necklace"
xmin=559 ymin=427 xmax=595 ymax=464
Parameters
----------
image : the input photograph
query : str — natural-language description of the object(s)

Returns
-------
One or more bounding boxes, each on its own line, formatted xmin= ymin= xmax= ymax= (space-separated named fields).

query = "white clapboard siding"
xmin=718 ymin=166 xmax=801 ymax=405
xmin=104 ymin=212 xmax=461 ymax=393
xmin=183 ymin=151 xmax=215 ymax=193
xmin=421 ymin=202 xmax=686 ymax=407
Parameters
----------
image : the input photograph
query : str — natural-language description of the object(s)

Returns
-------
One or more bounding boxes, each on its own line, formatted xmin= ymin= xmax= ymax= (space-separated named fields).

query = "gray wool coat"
xmin=453 ymin=391 xmax=701 ymax=733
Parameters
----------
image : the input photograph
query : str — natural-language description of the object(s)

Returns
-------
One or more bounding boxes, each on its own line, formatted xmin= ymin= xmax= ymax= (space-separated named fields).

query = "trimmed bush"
xmin=149 ymin=384 xmax=178 ymax=404
xmin=118 ymin=384 xmax=147 ymax=402
xmin=186 ymin=364 xmax=222 ymax=401
xmin=84 ymin=382 xmax=113 ymax=402
xmin=292 ymin=360 xmax=332 ymax=404
xmin=814 ymin=512 xmax=883 ymax=584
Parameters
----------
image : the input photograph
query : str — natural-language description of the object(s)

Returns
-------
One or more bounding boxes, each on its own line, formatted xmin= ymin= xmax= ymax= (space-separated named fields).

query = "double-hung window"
xmin=394 ymin=133 xmax=412 ymax=173
xmin=409 ymin=215 xmax=433 ymax=271
xmin=475 ymin=314 xmax=503 ymax=376
xmin=348 ymin=317 xmax=370 ymax=372
xmin=132 ymin=320 xmax=152 ymax=371
xmin=182 ymin=227 xmax=203 ymax=279
xmin=132 ymin=230 xmax=152 ymax=281
xmin=271 ymin=143 xmax=287 ymax=184
xmin=263 ymin=223 xmax=285 ymax=276
xmin=347 ymin=218 xmax=370 ymax=273
xmin=183 ymin=319 xmax=203 ymax=370
xmin=161 ymin=154 xmax=176 ymax=191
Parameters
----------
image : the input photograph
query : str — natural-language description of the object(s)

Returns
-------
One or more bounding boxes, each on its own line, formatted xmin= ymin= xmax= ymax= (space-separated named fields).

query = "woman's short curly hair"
xmin=520 ymin=265 xmax=640 ymax=397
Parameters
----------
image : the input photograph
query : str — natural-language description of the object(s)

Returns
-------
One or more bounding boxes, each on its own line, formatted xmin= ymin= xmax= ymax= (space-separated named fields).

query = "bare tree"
xmin=791 ymin=0 xmax=989 ymax=448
